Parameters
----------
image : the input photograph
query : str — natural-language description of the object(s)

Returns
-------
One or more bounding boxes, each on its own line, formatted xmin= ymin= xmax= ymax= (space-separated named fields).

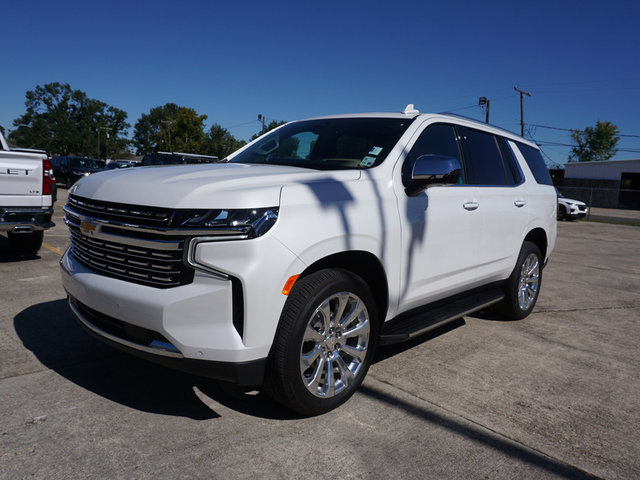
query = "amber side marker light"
xmin=282 ymin=275 xmax=300 ymax=295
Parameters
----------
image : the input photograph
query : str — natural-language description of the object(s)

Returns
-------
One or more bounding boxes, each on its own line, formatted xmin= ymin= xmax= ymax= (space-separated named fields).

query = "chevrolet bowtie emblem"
xmin=80 ymin=218 xmax=97 ymax=236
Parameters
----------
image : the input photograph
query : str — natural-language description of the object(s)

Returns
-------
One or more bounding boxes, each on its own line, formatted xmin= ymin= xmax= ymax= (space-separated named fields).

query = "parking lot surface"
xmin=1 ymin=188 xmax=639 ymax=479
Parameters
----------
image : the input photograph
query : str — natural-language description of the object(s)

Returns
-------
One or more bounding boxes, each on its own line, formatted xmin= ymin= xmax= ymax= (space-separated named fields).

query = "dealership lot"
xmin=1 ymin=189 xmax=639 ymax=479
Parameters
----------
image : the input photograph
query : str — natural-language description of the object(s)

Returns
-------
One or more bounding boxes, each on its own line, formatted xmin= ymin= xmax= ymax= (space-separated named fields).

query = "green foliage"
xmin=204 ymin=124 xmax=246 ymax=159
xmin=9 ymin=82 xmax=130 ymax=157
xmin=570 ymin=121 xmax=620 ymax=162
xmin=132 ymin=103 xmax=209 ymax=155
xmin=251 ymin=120 xmax=287 ymax=141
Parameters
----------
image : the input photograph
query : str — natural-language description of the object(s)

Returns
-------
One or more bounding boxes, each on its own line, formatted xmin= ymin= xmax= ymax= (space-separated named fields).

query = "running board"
xmin=378 ymin=288 xmax=505 ymax=346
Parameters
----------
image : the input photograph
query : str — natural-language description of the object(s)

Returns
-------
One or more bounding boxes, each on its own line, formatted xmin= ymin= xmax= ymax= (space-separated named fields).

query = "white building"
xmin=564 ymin=159 xmax=640 ymax=180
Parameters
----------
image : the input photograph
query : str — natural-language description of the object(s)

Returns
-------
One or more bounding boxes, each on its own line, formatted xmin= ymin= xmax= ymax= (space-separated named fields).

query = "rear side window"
xmin=514 ymin=142 xmax=553 ymax=185
xmin=458 ymin=127 xmax=513 ymax=186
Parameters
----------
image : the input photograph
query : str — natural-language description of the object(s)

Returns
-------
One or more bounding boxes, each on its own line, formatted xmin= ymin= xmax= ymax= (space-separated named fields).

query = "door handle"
xmin=514 ymin=200 xmax=527 ymax=208
xmin=463 ymin=202 xmax=479 ymax=211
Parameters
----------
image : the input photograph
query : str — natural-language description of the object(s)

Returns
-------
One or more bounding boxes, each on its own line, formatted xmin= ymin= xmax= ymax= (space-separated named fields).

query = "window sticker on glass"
xmin=369 ymin=146 xmax=383 ymax=156
xmin=360 ymin=156 xmax=377 ymax=167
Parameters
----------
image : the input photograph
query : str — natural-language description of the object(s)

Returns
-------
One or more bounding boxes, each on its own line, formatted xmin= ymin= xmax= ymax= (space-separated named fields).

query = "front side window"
xmin=229 ymin=118 xmax=412 ymax=170
xmin=402 ymin=124 xmax=463 ymax=186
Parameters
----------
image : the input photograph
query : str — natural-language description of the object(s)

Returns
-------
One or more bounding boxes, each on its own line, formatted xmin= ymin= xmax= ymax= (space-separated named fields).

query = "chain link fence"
xmin=557 ymin=186 xmax=640 ymax=217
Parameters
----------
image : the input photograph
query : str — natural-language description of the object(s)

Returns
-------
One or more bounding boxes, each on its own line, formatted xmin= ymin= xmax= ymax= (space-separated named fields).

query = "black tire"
xmin=65 ymin=176 xmax=72 ymax=189
xmin=8 ymin=231 xmax=44 ymax=255
xmin=497 ymin=241 xmax=542 ymax=320
xmin=557 ymin=205 xmax=566 ymax=221
xmin=264 ymin=269 xmax=378 ymax=416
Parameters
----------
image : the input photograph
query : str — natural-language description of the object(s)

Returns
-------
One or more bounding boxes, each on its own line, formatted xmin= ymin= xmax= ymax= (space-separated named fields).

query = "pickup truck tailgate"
xmin=0 ymin=150 xmax=46 ymax=206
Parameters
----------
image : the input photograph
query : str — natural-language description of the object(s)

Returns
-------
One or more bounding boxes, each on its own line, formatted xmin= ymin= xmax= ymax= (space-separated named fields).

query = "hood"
xmin=70 ymin=162 xmax=362 ymax=209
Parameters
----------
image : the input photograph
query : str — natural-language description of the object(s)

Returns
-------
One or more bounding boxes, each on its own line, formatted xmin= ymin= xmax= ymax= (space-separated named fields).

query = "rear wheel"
xmin=497 ymin=241 xmax=542 ymax=320
xmin=557 ymin=205 xmax=566 ymax=221
xmin=264 ymin=269 xmax=378 ymax=415
xmin=8 ymin=231 xmax=44 ymax=255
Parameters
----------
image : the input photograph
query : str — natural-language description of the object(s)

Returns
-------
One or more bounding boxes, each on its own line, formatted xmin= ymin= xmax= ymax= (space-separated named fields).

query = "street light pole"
xmin=162 ymin=120 xmax=174 ymax=153
xmin=514 ymin=86 xmax=531 ymax=137
xmin=99 ymin=127 xmax=111 ymax=160
xmin=478 ymin=97 xmax=490 ymax=123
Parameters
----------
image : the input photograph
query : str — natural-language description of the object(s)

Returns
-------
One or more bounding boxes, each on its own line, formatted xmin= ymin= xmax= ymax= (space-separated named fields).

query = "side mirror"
xmin=405 ymin=155 xmax=462 ymax=196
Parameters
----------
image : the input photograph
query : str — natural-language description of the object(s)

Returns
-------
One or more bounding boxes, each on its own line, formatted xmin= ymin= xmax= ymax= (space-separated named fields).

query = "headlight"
xmin=169 ymin=207 xmax=278 ymax=239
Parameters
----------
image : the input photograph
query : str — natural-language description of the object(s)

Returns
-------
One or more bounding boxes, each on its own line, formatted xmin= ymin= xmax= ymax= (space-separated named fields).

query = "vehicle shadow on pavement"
xmin=14 ymin=299 xmax=299 ymax=421
xmin=358 ymin=384 xmax=596 ymax=480
xmin=0 ymin=235 xmax=41 ymax=263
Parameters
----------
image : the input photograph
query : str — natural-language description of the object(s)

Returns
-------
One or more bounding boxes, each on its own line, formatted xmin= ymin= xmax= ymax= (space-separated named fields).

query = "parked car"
xmin=106 ymin=160 xmax=136 ymax=169
xmin=51 ymin=156 xmax=104 ymax=188
xmin=139 ymin=152 xmax=219 ymax=166
xmin=60 ymin=105 xmax=557 ymax=415
xmin=557 ymin=193 xmax=588 ymax=220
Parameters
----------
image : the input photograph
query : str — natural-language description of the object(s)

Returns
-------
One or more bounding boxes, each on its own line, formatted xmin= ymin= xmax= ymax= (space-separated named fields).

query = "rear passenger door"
xmin=457 ymin=127 xmax=529 ymax=280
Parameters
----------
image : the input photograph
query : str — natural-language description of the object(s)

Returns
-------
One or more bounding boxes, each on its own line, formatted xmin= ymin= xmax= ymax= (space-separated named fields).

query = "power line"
xmin=530 ymin=123 xmax=640 ymax=138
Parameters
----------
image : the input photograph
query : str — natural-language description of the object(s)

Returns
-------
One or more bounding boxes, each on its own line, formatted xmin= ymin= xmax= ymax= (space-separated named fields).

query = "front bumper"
xmin=0 ymin=207 xmax=54 ymax=232
xmin=68 ymin=295 xmax=266 ymax=385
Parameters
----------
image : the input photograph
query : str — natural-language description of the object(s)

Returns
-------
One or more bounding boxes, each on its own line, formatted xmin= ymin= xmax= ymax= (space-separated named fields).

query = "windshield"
xmin=229 ymin=117 xmax=412 ymax=170
xmin=70 ymin=158 xmax=100 ymax=169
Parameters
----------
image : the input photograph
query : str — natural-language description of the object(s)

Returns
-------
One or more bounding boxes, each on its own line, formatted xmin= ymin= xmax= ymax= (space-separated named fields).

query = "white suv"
xmin=60 ymin=106 xmax=557 ymax=415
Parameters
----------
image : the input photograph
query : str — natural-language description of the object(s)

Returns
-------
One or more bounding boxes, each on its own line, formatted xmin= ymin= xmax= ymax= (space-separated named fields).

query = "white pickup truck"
xmin=0 ymin=130 xmax=55 ymax=254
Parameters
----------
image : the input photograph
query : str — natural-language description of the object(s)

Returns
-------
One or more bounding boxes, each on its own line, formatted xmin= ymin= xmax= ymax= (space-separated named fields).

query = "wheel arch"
xmin=299 ymin=250 xmax=389 ymax=325
xmin=523 ymin=228 xmax=548 ymax=262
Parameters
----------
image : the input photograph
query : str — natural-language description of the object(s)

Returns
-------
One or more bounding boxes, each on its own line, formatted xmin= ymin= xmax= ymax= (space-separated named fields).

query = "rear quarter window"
xmin=513 ymin=142 xmax=553 ymax=185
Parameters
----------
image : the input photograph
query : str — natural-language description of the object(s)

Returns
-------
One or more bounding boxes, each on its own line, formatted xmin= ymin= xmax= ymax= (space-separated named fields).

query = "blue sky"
xmin=2 ymin=0 xmax=639 ymax=167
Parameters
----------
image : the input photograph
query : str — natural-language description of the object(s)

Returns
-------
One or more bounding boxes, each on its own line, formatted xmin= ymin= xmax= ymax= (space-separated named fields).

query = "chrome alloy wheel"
xmin=517 ymin=253 xmax=540 ymax=311
xmin=299 ymin=292 xmax=370 ymax=398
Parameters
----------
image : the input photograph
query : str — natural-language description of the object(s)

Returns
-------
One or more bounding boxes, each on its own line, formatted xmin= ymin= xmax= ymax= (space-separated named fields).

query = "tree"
xmin=132 ymin=103 xmax=209 ymax=155
xmin=171 ymin=107 xmax=208 ymax=153
xmin=251 ymin=119 xmax=287 ymax=141
xmin=203 ymin=124 xmax=246 ymax=159
xmin=570 ymin=121 xmax=620 ymax=162
xmin=9 ymin=82 xmax=130 ymax=157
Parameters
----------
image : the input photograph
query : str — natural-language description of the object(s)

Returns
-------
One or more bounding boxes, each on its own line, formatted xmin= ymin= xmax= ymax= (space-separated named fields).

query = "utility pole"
xmin=478 ymin=97 xmax=490 ymax=123
xmin=258 ymin=114 xmax=266 ymax=134
xmin=514 ymin=86 xmax=531 ymax=137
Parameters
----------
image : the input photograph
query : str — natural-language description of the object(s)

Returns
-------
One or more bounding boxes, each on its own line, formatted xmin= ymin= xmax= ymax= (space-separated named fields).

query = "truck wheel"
xmin=498 ymin=241 xmax=542 ymax=320
xmin=264 ymin=269 xmax=378 ymax=415
xmin=8 ymin=231 xmax=44 ymax=255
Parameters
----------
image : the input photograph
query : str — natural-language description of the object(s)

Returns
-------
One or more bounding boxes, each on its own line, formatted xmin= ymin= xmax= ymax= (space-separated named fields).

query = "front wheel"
xmin=497 ymin=241 xmax=542 ymax=320
xmin=264 ymin=269 xmax=378 ymax=415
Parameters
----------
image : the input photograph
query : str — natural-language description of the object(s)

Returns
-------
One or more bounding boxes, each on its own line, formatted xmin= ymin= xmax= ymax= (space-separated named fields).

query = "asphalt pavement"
xmin=1 ymin=188 xmax=639 ymax=479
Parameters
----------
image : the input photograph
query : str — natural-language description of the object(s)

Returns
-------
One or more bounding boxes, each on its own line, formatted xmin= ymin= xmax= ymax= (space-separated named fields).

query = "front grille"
xmin=66 ymin=195 xmax=193 ymax=288
xmin=68 ymin=195 xmax=172 ymax=227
